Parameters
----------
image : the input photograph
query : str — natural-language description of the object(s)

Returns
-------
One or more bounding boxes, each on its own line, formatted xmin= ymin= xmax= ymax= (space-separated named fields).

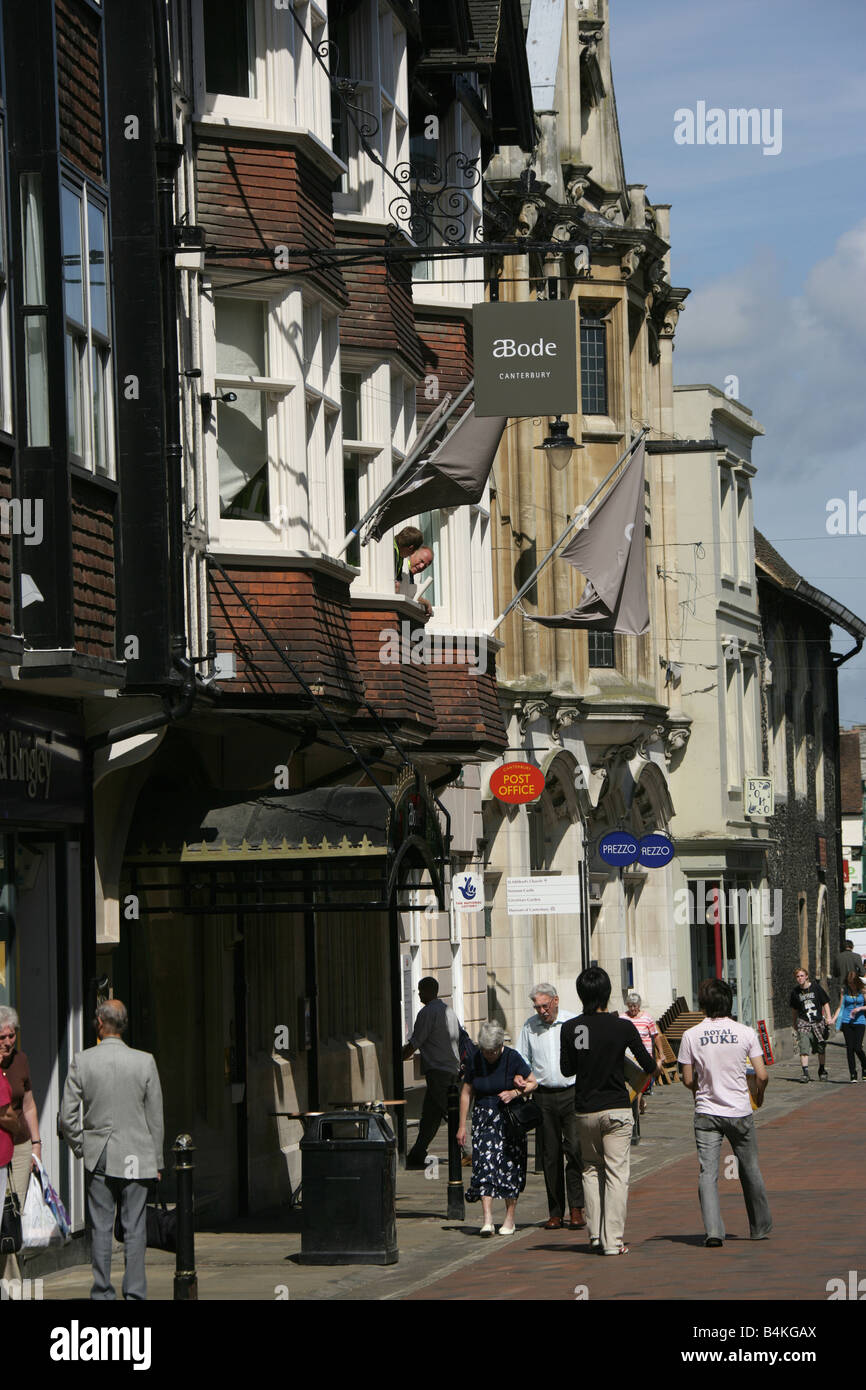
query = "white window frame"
xmin=411 ymin=93 xmax=483 ymax=304
xmin=191 ymin=0 xmax=332 ymax=145
xmin=60 ymin=179 xmax=114 ymax=478
xmin=204 ymin=281 xmax=301 ymax=551
xmin=193 ymin=0 xmax=268 ymax=122
xmin=332 ymin=0 xmax=409 ymax=221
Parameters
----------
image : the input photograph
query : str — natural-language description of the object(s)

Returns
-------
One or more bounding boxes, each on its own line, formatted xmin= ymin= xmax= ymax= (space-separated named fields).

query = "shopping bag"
xmin=32 ymin=1157 xmax=71 ymax=1241
xmin=21 ymin=1173 xmax=61 ymax=1247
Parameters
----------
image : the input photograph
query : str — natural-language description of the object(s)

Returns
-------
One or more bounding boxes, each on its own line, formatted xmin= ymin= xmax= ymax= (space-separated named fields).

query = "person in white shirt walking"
xmin=678 ymin=978 xmax=772 ymax=1248
xmin=403 ymin=977 xmax=460 ymax=1170
xmin=518 ymin=983 xmax=585 ymax=1230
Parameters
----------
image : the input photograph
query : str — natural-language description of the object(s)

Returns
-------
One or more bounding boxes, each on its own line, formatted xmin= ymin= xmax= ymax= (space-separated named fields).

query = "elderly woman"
xmin=0 ymin=1007 xmax=41 ymax=1208
xmin=619 ymin=991 xmax=663 ymax=1117
xmin=456 ymin=1021 xmax=538 ymax=1236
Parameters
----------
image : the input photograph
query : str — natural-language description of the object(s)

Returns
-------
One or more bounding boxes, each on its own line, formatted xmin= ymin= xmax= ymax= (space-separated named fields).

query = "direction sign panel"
xmin=506 ymin=875 xmax=581 ymax=915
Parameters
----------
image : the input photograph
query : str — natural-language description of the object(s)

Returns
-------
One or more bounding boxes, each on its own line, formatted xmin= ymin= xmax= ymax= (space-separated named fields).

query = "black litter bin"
xmin=299 ymin=1110 xmax=398 ymax=1265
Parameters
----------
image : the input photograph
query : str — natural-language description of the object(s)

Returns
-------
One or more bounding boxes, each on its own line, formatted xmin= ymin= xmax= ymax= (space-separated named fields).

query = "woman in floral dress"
xmin=457 ymin=1021 xmax=538 ymax=1236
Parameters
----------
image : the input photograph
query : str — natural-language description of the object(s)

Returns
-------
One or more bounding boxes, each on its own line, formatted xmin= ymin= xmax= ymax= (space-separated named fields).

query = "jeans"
xmin=575 ymin=1108 xmax=633 ymax=1252
xmin=693 ymin=1113 xmax=772 ymax=1241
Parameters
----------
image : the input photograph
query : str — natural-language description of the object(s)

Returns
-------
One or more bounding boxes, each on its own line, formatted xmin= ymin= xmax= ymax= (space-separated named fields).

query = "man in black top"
xmin=790 ymin=967 xmax=832 ymax=1082
xmin=560 ymin=967 xmax=658 ymax=1255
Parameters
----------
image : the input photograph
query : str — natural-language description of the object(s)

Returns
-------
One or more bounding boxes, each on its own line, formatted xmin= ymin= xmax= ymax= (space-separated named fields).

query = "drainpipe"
xmin=152 ymin=0 xmax=187 ymax=655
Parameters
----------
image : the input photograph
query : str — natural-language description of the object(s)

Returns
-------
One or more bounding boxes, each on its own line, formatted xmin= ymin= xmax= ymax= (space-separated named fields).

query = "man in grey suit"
xmin=61 ymin=999 xmax=164 ymax=1300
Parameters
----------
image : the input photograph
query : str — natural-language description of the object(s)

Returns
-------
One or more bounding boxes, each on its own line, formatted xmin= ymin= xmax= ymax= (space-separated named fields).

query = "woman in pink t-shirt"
xmin=619 ymin=992 xmax=662 ymax=1115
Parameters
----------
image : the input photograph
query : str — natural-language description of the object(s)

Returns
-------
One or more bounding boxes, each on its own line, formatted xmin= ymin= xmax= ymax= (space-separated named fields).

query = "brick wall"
xmin=71 ymin=477 xmax=116 ymax=658
xmin=350 ymin=608 xmax=435 ymax=740
xmin=196 ymin=140 xmax=346 ymax=307
xmin=423 ymin=660 xmax=508 ymax=754
xmin=339 ymin=234 xmax=425 ymax=378
xmin=415 ymin=316 xmax=473 ymax=417
xmin=56 ymin=0 xmax=103 ymax=181
xmin=208 ymin=567 xmax=364 ymax=704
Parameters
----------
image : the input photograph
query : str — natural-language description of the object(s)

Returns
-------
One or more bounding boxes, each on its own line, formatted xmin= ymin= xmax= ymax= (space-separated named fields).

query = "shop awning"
xmin=127 ymin=786 xmax=389 ymax=863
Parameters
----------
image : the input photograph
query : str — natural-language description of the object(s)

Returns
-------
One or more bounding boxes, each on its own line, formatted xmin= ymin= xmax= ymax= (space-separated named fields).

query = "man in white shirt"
xmin=678 ymin=977 xmax=771 ymax=1248
xmin=518 ymin=982 xmax=585 ymax=1230
xmin=403 ymin=977 xmax=460 ymax=1170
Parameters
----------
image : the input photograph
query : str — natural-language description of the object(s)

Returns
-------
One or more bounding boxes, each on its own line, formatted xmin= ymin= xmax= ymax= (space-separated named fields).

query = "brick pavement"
xmin=33 ymin=1049 xmax=857 ymax=1301
xmin=404 ymin=1082 xmax=865 ymax=1301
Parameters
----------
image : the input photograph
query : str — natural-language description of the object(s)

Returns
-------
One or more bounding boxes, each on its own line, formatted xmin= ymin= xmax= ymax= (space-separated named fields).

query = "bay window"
xmin=60 ymin=182 xmax=113 ymax=476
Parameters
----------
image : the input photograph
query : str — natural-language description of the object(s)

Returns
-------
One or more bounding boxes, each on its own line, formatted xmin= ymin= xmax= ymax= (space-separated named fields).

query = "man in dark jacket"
xmin=560 ymin=967 xmax=658 ymax=1255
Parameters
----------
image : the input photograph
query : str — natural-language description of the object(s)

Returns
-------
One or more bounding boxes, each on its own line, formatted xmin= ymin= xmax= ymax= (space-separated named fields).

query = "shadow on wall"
xmin=486 ymin=973 xmax=509 ymax=1035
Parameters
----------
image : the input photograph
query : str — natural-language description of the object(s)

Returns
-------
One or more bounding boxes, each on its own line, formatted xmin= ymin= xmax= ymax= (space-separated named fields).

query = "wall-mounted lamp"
xmin=534 ymin=415 xmax=582 ymax=471
xmin=200 ymin=390 xmax=238 ymax=414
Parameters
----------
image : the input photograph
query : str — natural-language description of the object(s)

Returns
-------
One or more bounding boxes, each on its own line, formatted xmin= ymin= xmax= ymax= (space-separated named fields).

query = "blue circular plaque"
xmin=637 ymin=833 xmax=674 ymax=867
xmin=598 ymin=831 xmax=639 ymax=866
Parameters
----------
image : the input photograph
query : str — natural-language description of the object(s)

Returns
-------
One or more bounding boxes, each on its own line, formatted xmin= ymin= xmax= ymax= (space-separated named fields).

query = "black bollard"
xmin=173 ymin=1133 xmax=198 ymax=1301
xmin=446 ymin=1080 xmax=465 ymax=1220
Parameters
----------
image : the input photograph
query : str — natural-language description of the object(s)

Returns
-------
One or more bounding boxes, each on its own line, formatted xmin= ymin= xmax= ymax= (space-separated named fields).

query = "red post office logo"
xmin=489 ymin=761 xmax=545 ymax=804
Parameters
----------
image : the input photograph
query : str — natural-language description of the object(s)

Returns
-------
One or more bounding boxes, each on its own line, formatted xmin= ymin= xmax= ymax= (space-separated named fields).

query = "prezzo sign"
xmin=598 ymin=832 xmax=639 ymax=866
xmin=637 ymin=833 xmax=674 ymax=867
xmin=473 ymin=302 xmax=579 ymax=418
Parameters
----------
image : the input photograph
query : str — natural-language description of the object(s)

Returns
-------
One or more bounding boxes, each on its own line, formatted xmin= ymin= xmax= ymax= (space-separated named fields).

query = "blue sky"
xmin=610 ymin=0 xmax=866 ymax=723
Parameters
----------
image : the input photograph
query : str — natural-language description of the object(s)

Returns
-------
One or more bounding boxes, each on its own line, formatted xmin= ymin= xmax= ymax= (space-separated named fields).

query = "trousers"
xmin=535 ymin=1087 xmax=583 ymax=1218
xmin=840 ymin=1023 xmax=866 ymax=1078
xmin=693 ymin=1113 xmax=772 ymax=1241
xmin=408 ymin=1069 xmax=459 ymax=1162
xmin=86 ymin=1144 xmax=150 ymax=1300
xmin=575 ymin=1108 xmax=633 ymax=1252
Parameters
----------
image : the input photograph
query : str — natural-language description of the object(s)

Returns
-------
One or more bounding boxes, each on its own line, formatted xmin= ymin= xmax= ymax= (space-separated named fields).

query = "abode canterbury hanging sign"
xmin=473 ymin=302 xmax=579 ymax=418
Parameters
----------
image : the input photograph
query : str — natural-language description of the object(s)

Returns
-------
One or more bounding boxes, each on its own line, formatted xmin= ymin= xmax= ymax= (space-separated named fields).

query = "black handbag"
xmin=114 ymin=1196 xmax=177 ymax=1253
xmin=501 ymin=1095 xmax=541 ymax=1140
xmin=1 ymin=1184 xmax=22 ymax=1254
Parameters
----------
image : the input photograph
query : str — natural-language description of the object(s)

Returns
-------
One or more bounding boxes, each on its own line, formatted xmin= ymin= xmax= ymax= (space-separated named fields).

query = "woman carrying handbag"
xmin=456 ymin=1021 xmax=538 ymax=1237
